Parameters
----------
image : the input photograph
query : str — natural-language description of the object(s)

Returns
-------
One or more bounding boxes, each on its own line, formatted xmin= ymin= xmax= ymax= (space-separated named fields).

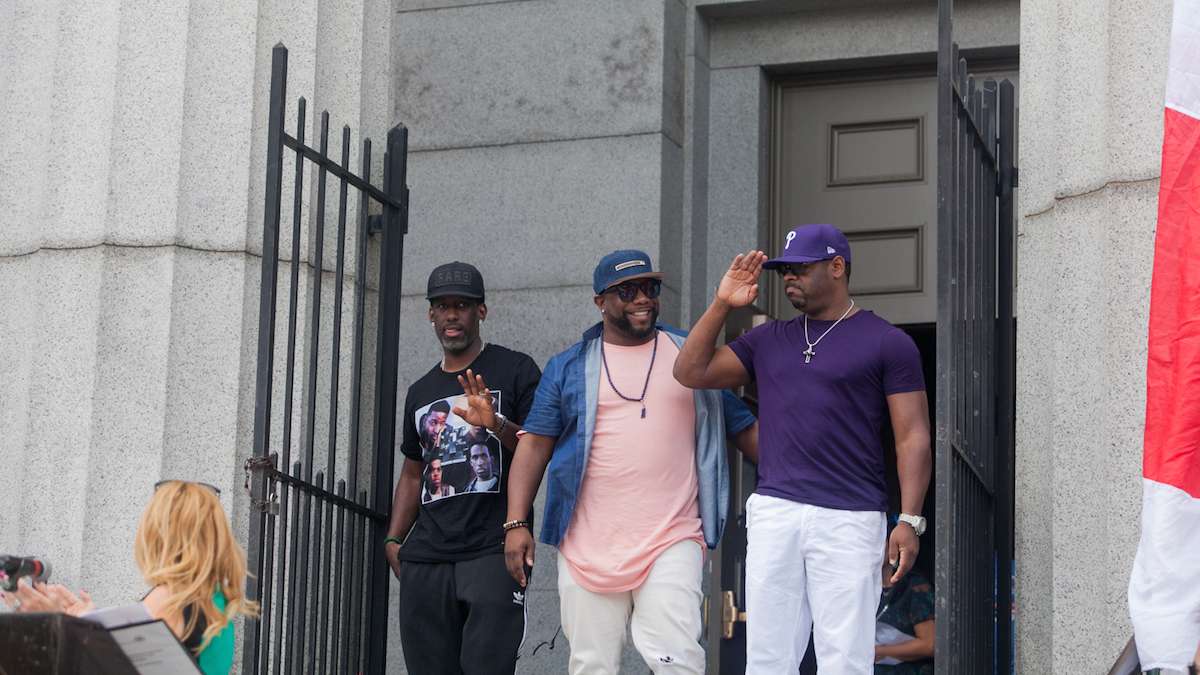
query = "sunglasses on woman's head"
xmin=154 ymin=479 xmax=221 ymax=496
xmin=607 ymin=278 xmax=662 ymax=302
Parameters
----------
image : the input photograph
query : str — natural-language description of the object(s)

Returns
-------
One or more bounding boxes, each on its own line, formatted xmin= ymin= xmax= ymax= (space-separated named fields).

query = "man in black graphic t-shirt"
xmin=384 ymin=262 xmax=541 ymax=675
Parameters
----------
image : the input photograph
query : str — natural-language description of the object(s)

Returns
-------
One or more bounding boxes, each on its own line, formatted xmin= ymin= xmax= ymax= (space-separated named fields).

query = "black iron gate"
xmin=936 ymin=2 xmax=1017 ymax=674
xmin=243 ymin=43 xmax=409 ymax=674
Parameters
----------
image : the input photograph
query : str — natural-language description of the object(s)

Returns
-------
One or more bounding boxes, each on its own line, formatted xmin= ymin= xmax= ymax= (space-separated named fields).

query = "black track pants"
xmin=397 ymin=553 xmax=526 ymax=675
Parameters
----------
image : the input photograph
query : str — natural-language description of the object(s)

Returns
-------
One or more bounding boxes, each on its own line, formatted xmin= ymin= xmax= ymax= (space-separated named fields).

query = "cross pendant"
xmin=803 ymin=347 xmax=814 ymax=364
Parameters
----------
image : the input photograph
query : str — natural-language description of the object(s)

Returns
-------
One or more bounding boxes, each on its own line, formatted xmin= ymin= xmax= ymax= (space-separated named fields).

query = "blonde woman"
xmin=2 ymin=480 xmax=257 ymax=674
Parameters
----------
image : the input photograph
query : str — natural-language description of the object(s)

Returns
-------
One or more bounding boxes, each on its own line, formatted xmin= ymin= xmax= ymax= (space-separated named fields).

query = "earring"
xmin=430 ymin=321 xmax=435 ymax=327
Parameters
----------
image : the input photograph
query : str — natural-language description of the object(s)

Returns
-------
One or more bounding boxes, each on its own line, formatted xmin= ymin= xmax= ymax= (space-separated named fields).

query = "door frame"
xmin=703 ymin=52 xmax=1018 ymax=673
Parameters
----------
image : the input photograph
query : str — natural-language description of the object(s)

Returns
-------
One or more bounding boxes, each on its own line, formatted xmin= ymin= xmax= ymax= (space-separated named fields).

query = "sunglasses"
xmin=606 ymin=278 xmax=662 ymax=302
xmin=774 ymin=262 xmax=816 ymax=277
xmin=154 ymin=479 xmax=222 ymax=496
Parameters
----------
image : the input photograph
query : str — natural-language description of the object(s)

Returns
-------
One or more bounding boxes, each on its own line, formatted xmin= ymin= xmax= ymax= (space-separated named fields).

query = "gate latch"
xmin=721 ymin=590 xmax=747 ymax=639
xmin=244 ymin=453 xmax=280 ymax=515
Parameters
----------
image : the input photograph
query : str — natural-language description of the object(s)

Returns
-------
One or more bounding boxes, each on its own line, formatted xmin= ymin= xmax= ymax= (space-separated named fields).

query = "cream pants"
xmin=557 ymin=539 xmax=705 ymax=674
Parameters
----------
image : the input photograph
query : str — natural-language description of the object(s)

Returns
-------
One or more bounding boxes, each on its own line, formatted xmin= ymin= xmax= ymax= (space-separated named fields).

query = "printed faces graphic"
xmin=416 ymin=392 xmax=502 ymax=504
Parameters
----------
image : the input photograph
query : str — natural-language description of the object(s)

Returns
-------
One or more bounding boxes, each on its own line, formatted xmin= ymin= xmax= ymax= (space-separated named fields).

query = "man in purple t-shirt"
xmin=674 ymin=224 xmax=932 ymax=674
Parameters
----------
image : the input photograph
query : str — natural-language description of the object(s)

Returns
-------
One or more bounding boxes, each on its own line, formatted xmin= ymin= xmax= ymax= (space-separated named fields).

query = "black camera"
xmin=0 ymin=555 xmax=51 ymax=592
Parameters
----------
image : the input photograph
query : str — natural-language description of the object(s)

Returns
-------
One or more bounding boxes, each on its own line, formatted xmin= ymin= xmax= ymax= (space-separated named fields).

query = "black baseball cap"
xmin=426 ymin=261 xmax=485 ymax=301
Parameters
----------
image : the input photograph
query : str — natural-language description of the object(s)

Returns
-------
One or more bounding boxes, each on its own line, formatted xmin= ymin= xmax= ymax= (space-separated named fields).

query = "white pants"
xmin=744 ymin=493 xmax=886 ymax=674
xmin=557 ymin=539 xmax=705 ymax=674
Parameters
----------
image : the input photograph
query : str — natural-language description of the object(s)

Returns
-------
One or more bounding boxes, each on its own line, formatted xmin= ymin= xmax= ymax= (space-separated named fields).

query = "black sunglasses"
xmin=154 ymin=479 xmax=221 ymax=496
xmin=774 ymin=262 xmax=818 ymax=277
xmin=606 ymin=278 xmax=662 ymax=302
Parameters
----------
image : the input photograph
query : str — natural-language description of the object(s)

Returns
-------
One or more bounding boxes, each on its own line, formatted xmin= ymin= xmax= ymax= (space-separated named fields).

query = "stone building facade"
xmin=0 ymin=0 xmax=1172 ymax=672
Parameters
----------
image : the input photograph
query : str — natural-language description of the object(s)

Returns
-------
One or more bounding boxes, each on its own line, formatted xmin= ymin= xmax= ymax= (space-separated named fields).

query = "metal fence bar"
xmin=970 ymin=85 xmax=983 ymax=483
xmin=364 ymin=124 xmax=409 ymax=674
xmin=934 ymin=0 xmax=956 ymax=669
xmin=327 ymin=126 xmax=351 ymax=485
xmin=316 ymin=127 xmax=349 ymax=675
xmin=289 ymin=110 xmax=328 ymax=675
xmin=983 ymin=80 xmax=998 ymax=488
xmin=994 ymin=78 xmax=1018 ymax=675
xmin=281 ymin=462 xmax=302 ymax=674
xmin=344 ymin=498 xmax=366 ymax=673
xmin=355 ymin=516 xmax=367 ymax=672
xmin=305 ymin=473 xmax=325 ymax=675
xmin=280 ymin=134 xmax=402 ymax=210
xmin=328 ymin=479 xmax=348 ymax=674
xmin=302 ymin=111 xmax=330 ymax=482
xmin=270 ymin=97 xmax=307 ymax=675
xmin=292 ymin=481 xmax=313 ymax=672
xmin=347 ymin=139 xmax=372 ymax=498
xmin=954 ymin=56 xmax=967 ymax=454
xmin=966 ymin=81 xmax=980 ymax=478
xmin=282 ymin=97 xmax=307 ymax=473
xmin=255 ymin=468 xmax=379 ymax=518
xmin=245 ymin=41 xmax=287 ymax=675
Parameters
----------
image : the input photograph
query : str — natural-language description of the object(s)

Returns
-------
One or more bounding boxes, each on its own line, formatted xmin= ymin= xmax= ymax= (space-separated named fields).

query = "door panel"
xmin=772 ymin=76 xmax=938 ymax=325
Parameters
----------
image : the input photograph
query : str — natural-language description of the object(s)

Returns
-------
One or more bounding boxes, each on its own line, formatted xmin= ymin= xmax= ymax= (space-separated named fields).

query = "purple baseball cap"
xmin=762 ymin=224 xmax=852 ymax=269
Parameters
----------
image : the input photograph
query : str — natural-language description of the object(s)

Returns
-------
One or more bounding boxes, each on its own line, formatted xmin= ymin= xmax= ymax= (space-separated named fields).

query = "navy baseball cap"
xmin=427 ymin=261 xmax=485 ymax=301
xmin=592 ymin=249 xmax=664 ymax=295
xmin=763 ymin=224 xmax=852 ymax=269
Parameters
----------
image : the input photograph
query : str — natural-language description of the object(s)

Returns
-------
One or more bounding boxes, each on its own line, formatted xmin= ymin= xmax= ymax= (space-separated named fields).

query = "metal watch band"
xmin=899 ymin=513 xmax=926 ymax=535
xmin=491 ymin=412 xmax=508 ymax=437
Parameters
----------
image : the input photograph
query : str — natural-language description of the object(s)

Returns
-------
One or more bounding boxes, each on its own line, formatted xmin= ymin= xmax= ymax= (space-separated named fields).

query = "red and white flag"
xmin=1127 ymin=0 xmax=1200 ymax=669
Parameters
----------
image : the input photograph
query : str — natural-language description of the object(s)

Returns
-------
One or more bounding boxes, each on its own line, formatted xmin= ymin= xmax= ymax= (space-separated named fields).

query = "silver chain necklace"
xmin=802 ymin=299 xmax=855 ymax=364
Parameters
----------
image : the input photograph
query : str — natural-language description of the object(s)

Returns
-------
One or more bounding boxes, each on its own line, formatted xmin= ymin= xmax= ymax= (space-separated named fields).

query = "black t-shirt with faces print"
xmin=397 ymin=344 xmax=541 ymax=563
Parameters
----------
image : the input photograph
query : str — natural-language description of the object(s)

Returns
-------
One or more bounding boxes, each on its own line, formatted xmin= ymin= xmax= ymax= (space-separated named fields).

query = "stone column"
xmin=0 ymin=0 xmax=391 ymax=640
xmin=1015 ymin=0 xmax=1173 ymax=671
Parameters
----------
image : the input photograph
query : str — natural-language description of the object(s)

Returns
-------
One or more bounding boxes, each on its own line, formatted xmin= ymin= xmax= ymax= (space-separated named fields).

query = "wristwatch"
xmin=898 ymin=513 xmax=927 ymax=536
xmin=489 ymin=412 xmax=508 ymax=436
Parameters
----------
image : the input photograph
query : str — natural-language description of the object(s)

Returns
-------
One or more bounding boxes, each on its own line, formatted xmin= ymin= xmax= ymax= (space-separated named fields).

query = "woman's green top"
xmin=182 ymin=588 xmax=235 ymax=675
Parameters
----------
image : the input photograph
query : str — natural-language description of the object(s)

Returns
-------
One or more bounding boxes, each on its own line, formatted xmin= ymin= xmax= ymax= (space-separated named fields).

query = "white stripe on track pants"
xmin=744 ymin=493 xmax=886 ymax=674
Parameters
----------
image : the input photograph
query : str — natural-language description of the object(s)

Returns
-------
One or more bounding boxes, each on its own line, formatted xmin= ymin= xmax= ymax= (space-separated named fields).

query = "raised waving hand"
xmin=717 ymin=250 xmax=768 ymax=307
xmin=453 ymin=368 xmax=496 ymax=431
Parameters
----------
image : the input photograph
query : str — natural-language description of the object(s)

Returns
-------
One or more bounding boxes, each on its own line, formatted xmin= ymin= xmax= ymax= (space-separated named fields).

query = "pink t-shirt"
xmin=558 ymin=335 xmax=703 ymax=593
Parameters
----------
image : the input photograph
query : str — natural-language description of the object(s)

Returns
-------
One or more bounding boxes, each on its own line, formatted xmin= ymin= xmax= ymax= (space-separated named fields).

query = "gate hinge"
xmin=1011 ymin=166 xmax=1019 ymax=189
xmin=244 ymin=453 xmax=281 ymax=515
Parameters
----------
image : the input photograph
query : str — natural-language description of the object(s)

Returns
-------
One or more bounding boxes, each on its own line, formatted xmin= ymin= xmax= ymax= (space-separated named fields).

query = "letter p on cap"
xmin=784 ymin=230 xmax=796 ymax=249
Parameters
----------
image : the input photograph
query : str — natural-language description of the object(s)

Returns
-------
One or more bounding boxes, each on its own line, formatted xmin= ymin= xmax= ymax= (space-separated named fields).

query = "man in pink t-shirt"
xmin=505 ymin=250 xmax=758 ymax=674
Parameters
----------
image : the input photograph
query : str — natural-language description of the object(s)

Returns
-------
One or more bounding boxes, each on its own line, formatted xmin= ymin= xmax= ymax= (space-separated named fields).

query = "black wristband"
xmin=383 ymin=536 xmax=404 ymax=547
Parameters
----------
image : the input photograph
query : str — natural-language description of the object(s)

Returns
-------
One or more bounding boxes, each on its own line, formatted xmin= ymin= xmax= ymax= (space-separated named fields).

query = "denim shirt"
xmin=521 ymin=322 xmax=756 ymax=549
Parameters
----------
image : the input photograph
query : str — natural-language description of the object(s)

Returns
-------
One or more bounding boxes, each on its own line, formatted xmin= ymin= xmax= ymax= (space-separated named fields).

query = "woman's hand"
xmin=1 ymin=580 xmax=93 ymax=615
xmin=43 ymin=585 xmax=95 ymax=616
